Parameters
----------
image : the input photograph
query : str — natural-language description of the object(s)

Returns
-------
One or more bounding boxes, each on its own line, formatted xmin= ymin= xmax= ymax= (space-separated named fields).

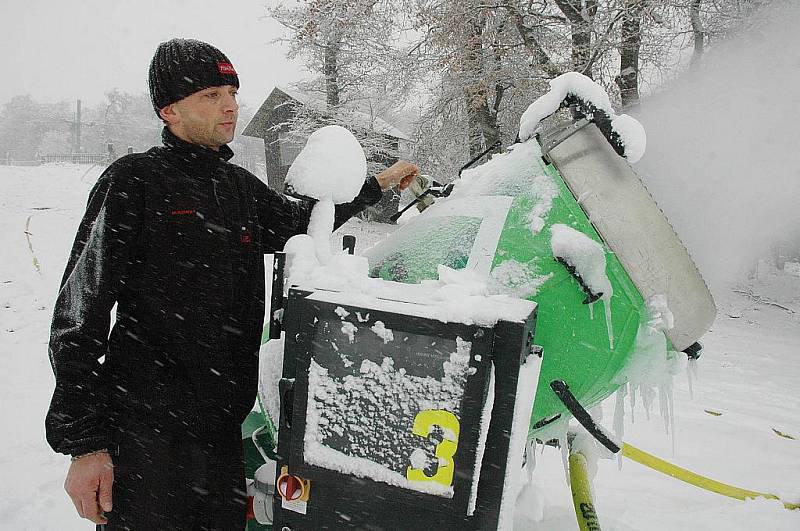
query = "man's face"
xmin=162 ymin=85 xmax=239 ymax=150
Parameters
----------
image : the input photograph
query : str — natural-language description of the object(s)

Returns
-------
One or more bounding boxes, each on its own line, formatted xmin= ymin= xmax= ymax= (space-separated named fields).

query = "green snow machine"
xmin=243 ymin=91 xmax=716 ymax=530
xmin=366 ymin=95 xmax=715 ymax=437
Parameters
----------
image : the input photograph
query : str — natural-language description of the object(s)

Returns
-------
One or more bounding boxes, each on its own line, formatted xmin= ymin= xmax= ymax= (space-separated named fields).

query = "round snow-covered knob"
xmin=285 ymin=125 xmax=367 ymax=203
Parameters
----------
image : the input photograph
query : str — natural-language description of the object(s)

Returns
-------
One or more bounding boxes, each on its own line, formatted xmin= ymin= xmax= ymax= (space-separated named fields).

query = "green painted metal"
xmin=246 ymin=516 xmax=272 ymax=530
xmin=260 ymin=326 xmax=270 ymax=344
xmin=492 ymin=162 xmax=646 ymax=429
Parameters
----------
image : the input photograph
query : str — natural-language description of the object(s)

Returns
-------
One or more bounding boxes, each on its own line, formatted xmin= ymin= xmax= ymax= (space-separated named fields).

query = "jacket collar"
xmin=161 ymin=127 xmax=235 ymax=169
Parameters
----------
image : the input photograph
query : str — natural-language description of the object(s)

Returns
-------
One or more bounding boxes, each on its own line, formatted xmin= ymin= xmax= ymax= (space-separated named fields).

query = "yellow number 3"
xmin=406 ymin=410 xmax=460 ymax=487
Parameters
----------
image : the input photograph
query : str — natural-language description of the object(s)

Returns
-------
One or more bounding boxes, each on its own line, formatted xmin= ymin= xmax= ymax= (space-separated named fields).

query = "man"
xmin=45 ymin=38 xmax=417 ymax=530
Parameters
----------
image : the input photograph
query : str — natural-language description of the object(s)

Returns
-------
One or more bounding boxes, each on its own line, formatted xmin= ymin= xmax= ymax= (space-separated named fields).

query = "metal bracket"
xmin=538 ymin=117 xmax=591 ymax=163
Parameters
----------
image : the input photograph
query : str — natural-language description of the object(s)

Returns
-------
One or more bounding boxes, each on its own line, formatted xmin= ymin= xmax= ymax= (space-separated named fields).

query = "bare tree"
xmin=689 ymin=0 xmax=705 ymax=65
xmin=615 ymin=0 xmax=647 ymax=106
xmin=502 ymin=1 xmax=566 ymax=78
xmin=554 ymin=0 xmax=599 ymax=77
xmin=267 ymin=0 xmax=781 ymax=181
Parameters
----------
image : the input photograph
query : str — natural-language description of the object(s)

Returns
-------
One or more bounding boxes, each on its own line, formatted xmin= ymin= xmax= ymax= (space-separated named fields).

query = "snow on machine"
xmin=241 ymin=73 xmax=717 ymax=530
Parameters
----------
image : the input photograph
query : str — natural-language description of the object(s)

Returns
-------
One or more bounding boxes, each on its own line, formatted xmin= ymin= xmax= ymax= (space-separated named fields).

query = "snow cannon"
xmin=364 ymin=77 xmax=716 ymax=437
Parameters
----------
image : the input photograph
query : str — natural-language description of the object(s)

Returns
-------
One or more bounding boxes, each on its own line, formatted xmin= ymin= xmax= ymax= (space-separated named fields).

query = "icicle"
xmin=603 ymin=297 xmax=614 ymax=349
xmin=628 ymin=382 xmax=636 ymax=424
xmin=613 ymin=386 xmax=627 ymax=470
xmin=513 ymin=438 xmax=545 ymax=525
xmin=658 ymin=384 xmax=669 ymax=435
xmin=588 ymin=301 xmax=595 ymax=320
xmin=687 ymin=358 xmax=699 ymax=399
xmin=527 ymin=437 xmax=537 ymax=479
xmin=612 ymin=387 xmax=626 ymax=440
xmin=558 ymin=430 xmax=570 ymax=486
xmin=642 ymin=386 xmax=654 ymax=420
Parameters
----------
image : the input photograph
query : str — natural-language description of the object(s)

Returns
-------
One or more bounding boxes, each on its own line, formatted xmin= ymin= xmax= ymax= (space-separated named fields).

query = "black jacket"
xmin=46 ymin=128 xmax=382 ymax=456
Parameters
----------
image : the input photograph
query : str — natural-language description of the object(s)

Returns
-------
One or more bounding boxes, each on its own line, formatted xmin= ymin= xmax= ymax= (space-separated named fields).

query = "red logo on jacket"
xmin=218 ymin=62 xmax=237 ymax=75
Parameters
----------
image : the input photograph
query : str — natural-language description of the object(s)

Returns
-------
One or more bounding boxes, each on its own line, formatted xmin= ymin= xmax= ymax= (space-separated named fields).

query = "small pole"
xmin=569 ymin=452 xmax=602 ymax=531
xmin=75 ymin=99 xmax=82 ymax=154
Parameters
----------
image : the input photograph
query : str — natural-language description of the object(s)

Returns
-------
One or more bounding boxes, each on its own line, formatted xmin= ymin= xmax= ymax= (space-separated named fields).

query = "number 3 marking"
xmin=406 ymin=409 xmax=460 ymax=487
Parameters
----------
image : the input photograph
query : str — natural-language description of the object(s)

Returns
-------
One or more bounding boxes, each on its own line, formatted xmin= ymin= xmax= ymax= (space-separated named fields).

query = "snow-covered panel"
xmin=302 ymin=322 xmax=478 ymax=498
xmin=304 ymin=279 xmax=537 ymax=327
xmin=303 ymin=440 xmax=454 ymax=497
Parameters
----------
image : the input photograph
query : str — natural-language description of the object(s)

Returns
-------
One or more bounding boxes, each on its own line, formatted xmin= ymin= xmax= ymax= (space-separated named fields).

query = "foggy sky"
xmin=0 ymin=0 xmax=306 ymax=108
xmin=634 ymin=4 xmax=800 ymax=295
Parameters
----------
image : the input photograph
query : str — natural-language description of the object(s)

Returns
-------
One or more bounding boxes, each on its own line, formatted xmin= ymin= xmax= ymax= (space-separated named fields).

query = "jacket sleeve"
xmin=254 ymin=176 xmax=383 ymax=253
xmin=45 ymin=162 xmax=143 ymax=456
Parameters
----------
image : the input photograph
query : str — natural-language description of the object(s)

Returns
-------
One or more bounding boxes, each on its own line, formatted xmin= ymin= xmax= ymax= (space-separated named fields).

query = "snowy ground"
xmin=1 ymin=164 xmax=798 ymax=530
xmin=525 ymin=279 xmax=800 ymax=530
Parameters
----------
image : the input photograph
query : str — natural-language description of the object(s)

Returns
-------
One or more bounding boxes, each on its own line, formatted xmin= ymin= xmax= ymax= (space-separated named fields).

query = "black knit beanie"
xmin=148 ymin=38 xmax=240 ymax=117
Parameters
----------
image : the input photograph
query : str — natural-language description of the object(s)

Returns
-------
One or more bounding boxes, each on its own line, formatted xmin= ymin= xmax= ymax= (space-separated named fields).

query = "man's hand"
xmin=65 ymin=451 xmax=114 ymax=525
xmin=376 ymin=160 xmax=419 ymax=191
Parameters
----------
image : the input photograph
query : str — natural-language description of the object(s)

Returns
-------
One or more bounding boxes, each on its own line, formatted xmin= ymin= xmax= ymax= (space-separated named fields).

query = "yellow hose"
xmin=569 ymin=452 xmax=602 ymax=531
xmin=622 ymin=443 xmax=798 ymax=511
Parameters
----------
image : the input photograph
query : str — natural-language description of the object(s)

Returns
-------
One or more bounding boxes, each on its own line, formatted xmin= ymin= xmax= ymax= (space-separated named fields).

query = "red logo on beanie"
xmin=218 ymin=62 xmax=237 ymax=75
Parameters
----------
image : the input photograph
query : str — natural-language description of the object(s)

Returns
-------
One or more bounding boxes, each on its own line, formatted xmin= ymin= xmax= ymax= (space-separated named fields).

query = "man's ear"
xmin=159 ymin=104 xmax=180 ymax=125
